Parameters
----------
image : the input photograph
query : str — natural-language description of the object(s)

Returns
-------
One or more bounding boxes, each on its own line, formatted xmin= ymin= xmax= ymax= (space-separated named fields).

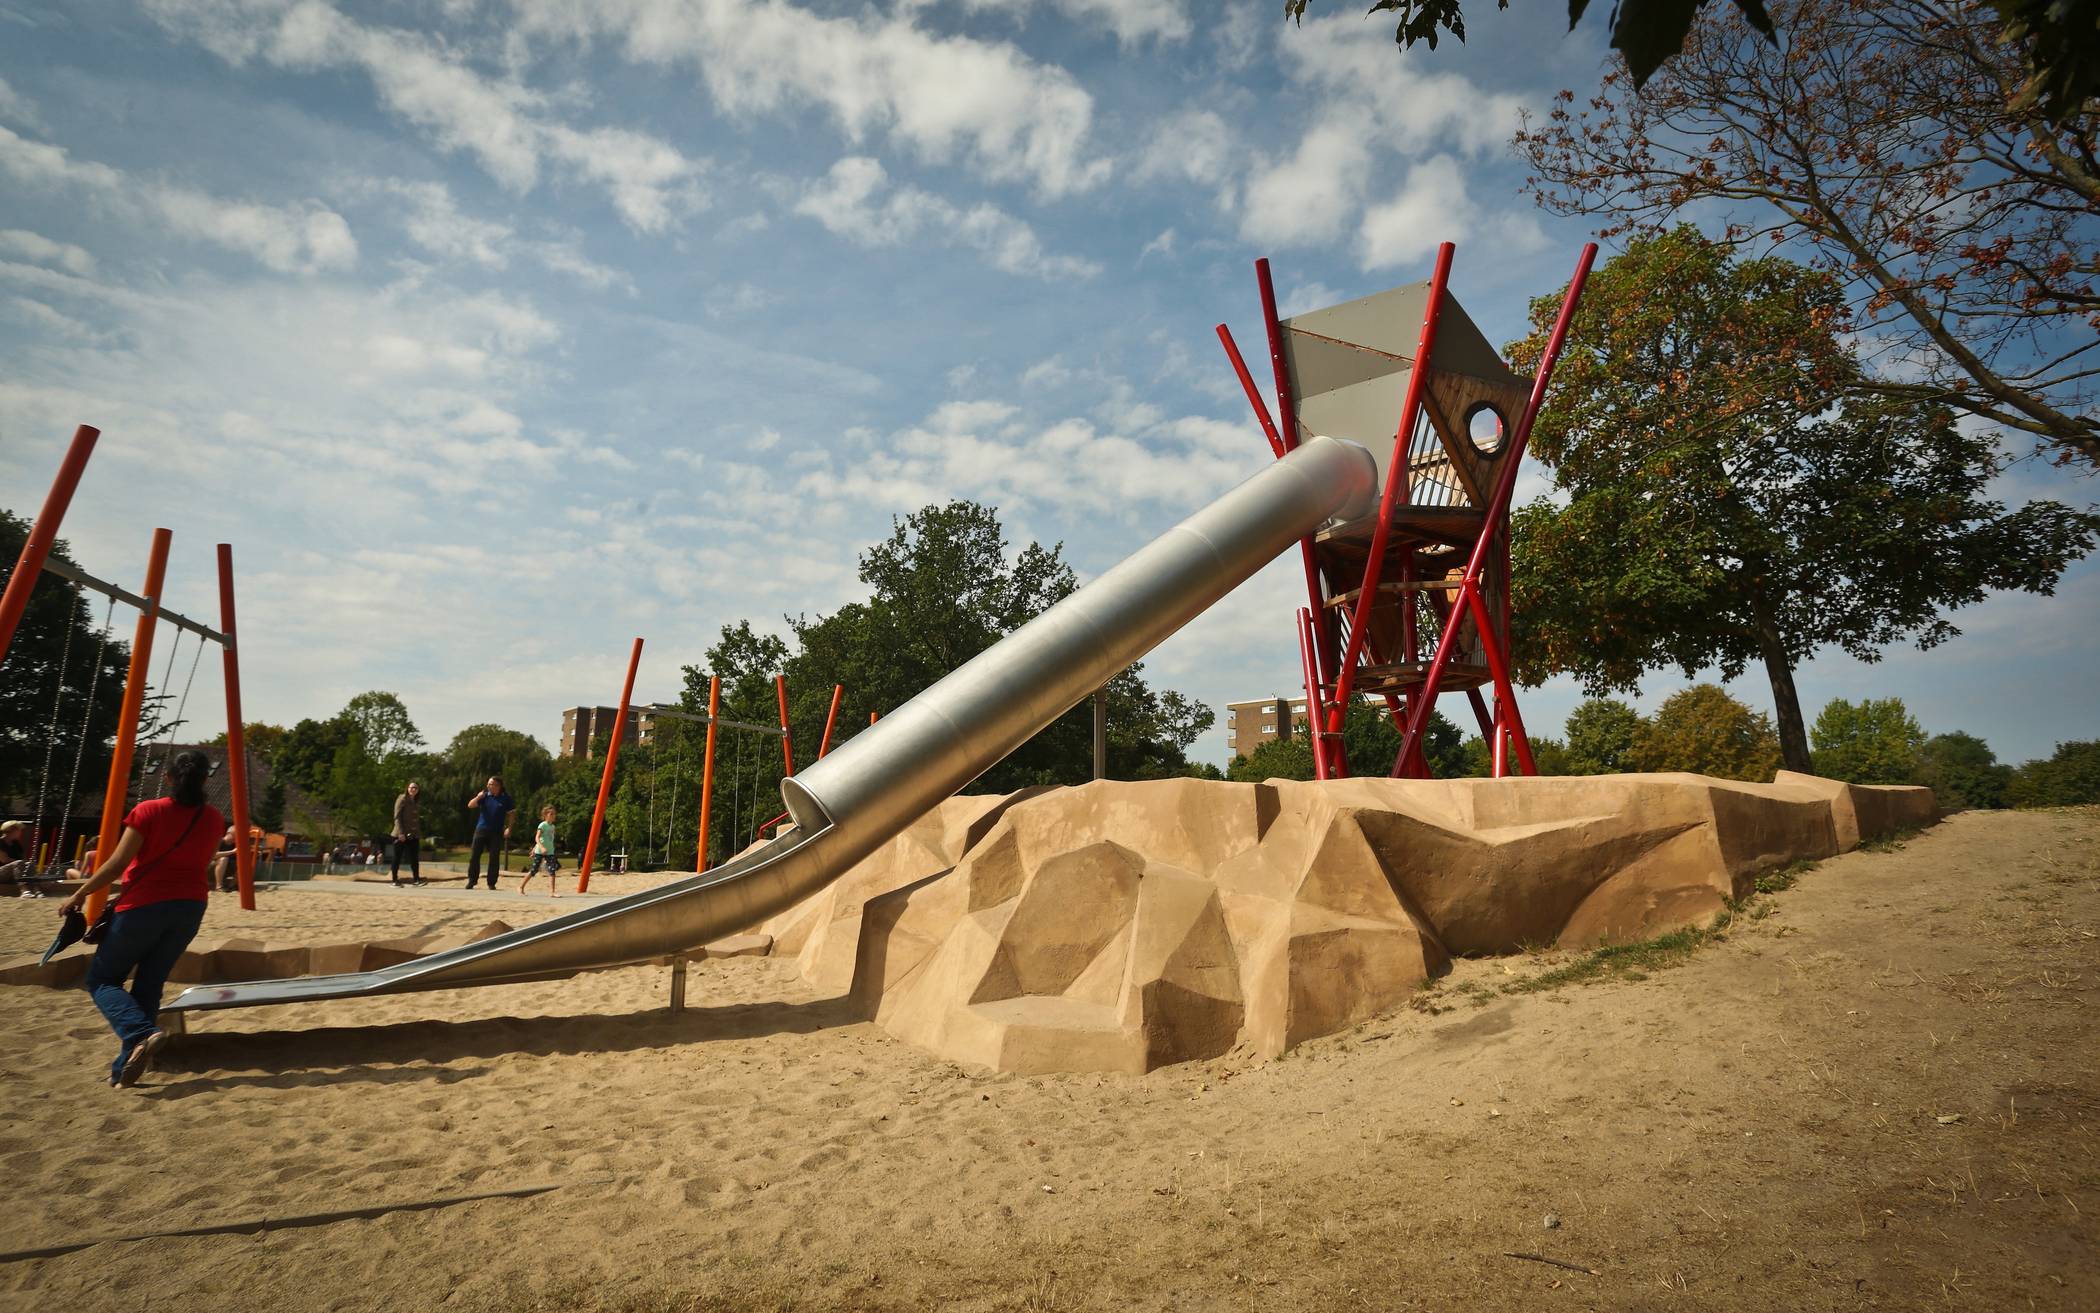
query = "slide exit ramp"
xmin=166 ymin=437 xmax=1377 ymax=1015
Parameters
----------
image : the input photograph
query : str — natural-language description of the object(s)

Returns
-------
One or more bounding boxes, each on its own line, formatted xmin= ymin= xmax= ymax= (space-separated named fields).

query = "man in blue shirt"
xmin=465 ymin=776 xmax=515 ymax=890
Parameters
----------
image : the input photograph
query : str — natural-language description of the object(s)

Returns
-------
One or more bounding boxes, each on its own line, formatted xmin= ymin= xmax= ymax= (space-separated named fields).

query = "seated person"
xmin=211 ymin=827 xmax=239 ymax=892
xmin=1 ymin=820 xmax=32 ymax=882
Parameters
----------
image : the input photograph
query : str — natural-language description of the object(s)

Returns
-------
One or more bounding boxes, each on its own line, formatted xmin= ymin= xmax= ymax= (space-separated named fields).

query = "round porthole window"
xmin=1464 ymin=403 xmax=1506 ymax=456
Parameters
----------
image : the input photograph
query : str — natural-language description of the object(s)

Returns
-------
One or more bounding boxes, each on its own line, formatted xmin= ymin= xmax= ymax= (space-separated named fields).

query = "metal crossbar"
xmin=633 ymin=703 xmax=787 ymax=737
xmin=38 ymin=556 xmax=228 ymax=645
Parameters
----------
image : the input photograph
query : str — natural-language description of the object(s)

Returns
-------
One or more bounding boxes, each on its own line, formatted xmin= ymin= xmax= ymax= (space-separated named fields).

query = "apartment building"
xmin=558 ymin=705 xmax=659 ymax=758
xmin=1224 ymin=695 xmax=1312 ymax=759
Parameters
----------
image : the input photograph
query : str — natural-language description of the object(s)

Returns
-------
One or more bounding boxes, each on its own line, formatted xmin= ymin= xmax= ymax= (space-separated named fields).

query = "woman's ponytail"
xmin=168 ymin=750 xmax=210 ymax=808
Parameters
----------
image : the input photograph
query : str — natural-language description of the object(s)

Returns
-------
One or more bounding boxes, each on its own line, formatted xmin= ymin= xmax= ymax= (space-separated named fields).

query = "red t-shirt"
xmin=113 ymin=798 xmax=225 ymax=912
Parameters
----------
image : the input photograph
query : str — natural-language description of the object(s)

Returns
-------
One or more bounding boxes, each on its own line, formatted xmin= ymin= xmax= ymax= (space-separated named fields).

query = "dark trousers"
xmin=85 ymin=899 xmax=206 ymax=1080
xmin=467 ymin=829 xmax=504 ymax=888
xmin=390 ymin=835 xmax=421 ymax=882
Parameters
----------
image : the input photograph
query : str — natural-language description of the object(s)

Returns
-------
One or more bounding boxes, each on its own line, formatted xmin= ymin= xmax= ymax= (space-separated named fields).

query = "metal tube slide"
xmin=166 ymin=437 xmax=1376 ymax=1015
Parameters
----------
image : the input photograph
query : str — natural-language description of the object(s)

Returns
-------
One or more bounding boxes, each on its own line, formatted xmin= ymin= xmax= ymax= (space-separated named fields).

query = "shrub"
xmin=1563 ymin=697 xmax=1645 ymax=774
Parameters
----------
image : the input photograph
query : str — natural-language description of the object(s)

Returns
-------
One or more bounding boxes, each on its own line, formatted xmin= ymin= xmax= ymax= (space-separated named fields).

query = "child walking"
xmin=519 ymin=806 xmax=562 ymax=897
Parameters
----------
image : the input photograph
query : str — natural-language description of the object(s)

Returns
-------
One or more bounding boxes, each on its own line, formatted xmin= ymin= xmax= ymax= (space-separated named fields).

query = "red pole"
xmin=695 ymin=674 xmax=720 ymax=871
xmin=816 ymin=683 xmax=844 ymax=758
xmin=86 ymin=527 xmax=170 ymax=924
xmin=576 ymin=637 xmax=643 ymax=892
xmin=1328 ymin=243 xmax=1455 ymax=735
xmin=1256 ymin=259 xmax=1344 ymax=776
xmin=216 ymin=544 xmax=257 ymax=910
xmin=1393 ymin=244 xmax=1597 ymax=777
xmin=0 ymin=424 xmax=99 ymax=667
xmin=1216 ymin=326 xmax=1287 ymax=459
xmin=775 ymin=675 xmax=794 ymax=776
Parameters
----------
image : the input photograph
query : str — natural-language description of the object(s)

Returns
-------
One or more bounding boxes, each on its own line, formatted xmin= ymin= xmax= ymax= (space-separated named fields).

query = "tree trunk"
xmin=1749 ymin=600 xmax=1812 ymax=774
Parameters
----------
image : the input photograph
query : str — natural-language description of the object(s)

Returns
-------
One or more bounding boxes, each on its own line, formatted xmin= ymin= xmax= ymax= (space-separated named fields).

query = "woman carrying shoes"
xmin=59 ymin=750 xmax=224 ymax=1088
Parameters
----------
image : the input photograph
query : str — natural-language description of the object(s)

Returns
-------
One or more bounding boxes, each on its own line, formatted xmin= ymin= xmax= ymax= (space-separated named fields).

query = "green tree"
xmin=1226 ymin=734 xmax=1315 ymax=783
xmin=1508 ymin=228 xmax=2098 ymax=772
xmin=276 ymin=714 xmax=354 ymax=792
xmin=2006 ymin=741 xmax=2100 ymax=808
xmin=342 ymin=691 xmax=425 ymax=761
xmin=1562 ymin=698 xmax=1644 ymax=775
xmin=427 ymin=723 xmax=557 ymax=846
xmin=1631 ymin=685 xmax=1782 ymax=781
xmin=205 ymin=721 xmax=288 ymax=766
xmin=1227 ymin=704 xmax=1465 ymax=781
xmin=253 ymin=775 xmax=287 ymax=833
xmin=680 ymin=501 xmax=1215 ymax=859
xmin=1911 ymin=732 xmax=2012 ymax=811
xmin=1809 ymin=698 xmax=1928 ymax=784
xmin=0 ymin=510 xmax=130 ymax=815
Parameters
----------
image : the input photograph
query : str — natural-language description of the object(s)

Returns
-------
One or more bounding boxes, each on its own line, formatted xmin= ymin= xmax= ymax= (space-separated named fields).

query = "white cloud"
xmin=1280 ymin=12 xmax=1529 ymax=158
xmin=370 ymin=178 xmax=632 ymax=290
xmin=1358 ymin=154 xmax=1467 ymax=270
xmin=1138 ymin=227 xmax=1177 ymax=262
xmin=145 ymin=0 xmax=705 ymax=230
xmin=785 ymin=394 xmax=1256 ymax=519
xmin=1238 ymin=115 xmax=1373 ymax=248
xmin=794 ymin=156 xmax=1101 ymax=279
xmin=0 ymin=126 xmax=356 ymax=274
xmin=1134 ymin=108 xmax=1235 ymax=188
xmin=502 ymin=0 xmax=1111 ymax=198
xmin=0 ymin=228 xmax=95 ymax=276
xmin=0 ymin=75 xmax=43 ymax=131
xmin=903 ymin=0 xmax=1192 ymax=46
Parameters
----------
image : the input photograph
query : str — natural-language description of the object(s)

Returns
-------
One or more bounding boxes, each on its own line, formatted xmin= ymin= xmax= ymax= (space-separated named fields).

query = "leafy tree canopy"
xmin=2006 ymin=740 xmax=2100 ymax=807
xmin=1229 ymin=702 xmax=1464 ymax=780
xmin=1630 ymin=684 xmax=1782 ymax=781
xmin=1508 ymin=228 xmax=2098 ymax=771
xmin=1285 ymin=0 xmax=2092 ymax=121
xmin=1562 ymin=698 xmax=1644 ymax=775
xmin=1911 ymin=731 xmax=2012 ymax=811
xmin=0 ymin=509 xmax=129 ymax=815
xmin=1518 ymin=0 xmax=2100 ymax=465
xmin=1809 ymin=698 xmax=1927 ymax=784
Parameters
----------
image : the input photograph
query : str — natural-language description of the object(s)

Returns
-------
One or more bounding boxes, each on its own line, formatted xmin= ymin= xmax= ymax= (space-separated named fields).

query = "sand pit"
xmin=0 ymin=806 xmax=2091 ymax=1313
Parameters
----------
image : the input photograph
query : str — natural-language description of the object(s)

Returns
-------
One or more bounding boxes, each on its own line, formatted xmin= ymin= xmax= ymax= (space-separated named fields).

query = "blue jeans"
xmin=84 ymin=899 xmax=206 ymax=1080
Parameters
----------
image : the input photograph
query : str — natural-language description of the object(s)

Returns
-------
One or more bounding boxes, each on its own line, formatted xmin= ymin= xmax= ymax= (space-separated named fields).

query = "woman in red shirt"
xmin=60 ymin=750 xmax=225 ymax=1088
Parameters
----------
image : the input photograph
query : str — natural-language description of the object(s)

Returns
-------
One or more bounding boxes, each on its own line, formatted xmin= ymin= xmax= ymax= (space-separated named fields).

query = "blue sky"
xmin=1 ymin=0 xmax=2093 ymax=768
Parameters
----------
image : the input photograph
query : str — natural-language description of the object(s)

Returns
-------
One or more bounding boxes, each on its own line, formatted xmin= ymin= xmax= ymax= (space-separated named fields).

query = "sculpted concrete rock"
xmin=772 ymin=772 xmax=1936 ymax=1075
xmin=759 ymin=789 xmax=1051 ymax=994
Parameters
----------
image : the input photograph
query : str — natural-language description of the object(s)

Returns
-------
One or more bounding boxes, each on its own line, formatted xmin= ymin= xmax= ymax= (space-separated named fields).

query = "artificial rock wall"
xmin=764 ymin=771 xmax=1935 ymax=1075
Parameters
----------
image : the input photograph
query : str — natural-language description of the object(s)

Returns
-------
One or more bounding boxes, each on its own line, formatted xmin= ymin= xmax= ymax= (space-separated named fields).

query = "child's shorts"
xmin=529 ymin=852 xmax=561 ymax=875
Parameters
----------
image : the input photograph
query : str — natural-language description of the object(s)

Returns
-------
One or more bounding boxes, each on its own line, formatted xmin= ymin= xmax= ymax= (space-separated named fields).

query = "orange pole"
xmin=217 ymin=544 xmax=256 ymax=909
xmin=576 ymin=637 xmax=643 ymax=892
xmin=695 ymin=674 xmax=720 ymax=872
xmin=775 ymin=675 xmax=794 ymax=776
xmin=0 ymin=424 xmax=99 ymax=667
xmin=869 ymin=710 xmax=877 ymax=726
xmin=816 ymin=684 xmax=844 ymax=758
xmin=86 ymin=527 xmax=171 ymax=923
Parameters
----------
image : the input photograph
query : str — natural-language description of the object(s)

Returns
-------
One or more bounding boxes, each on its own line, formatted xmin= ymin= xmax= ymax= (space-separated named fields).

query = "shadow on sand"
xmin=147 ymin=993 xmax=864 ymax=1097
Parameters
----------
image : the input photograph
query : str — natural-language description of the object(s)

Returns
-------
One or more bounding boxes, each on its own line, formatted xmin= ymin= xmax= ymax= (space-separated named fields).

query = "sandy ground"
xmin=0 ymin=807 xmax=2093 ymax=1313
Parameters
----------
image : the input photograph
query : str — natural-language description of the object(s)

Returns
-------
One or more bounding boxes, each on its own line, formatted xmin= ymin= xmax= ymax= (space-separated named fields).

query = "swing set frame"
xmin=0 ymin=424 xmax=262 ymax=914
xmin=568 ymin=636 xmax=851 ymax=892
